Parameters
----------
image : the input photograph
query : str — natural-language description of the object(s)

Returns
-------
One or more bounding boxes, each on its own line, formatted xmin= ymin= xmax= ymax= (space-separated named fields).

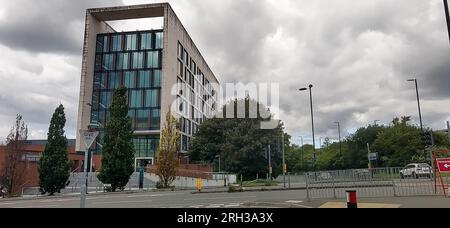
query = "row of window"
xmin=96 ymin=32 xmax=163 ymax=53
xmin=180 ymin=117 xmax=200 ymax=137
xmin=133 ymin=136 xmax=160 ymax=159
xmin=91 ymin=108 xmax=160 ymax=131
xmin=94 ymin=70 xmax=161 ymax=91
xmin=92 ymin=89 xmax=161 ymax=111
xmin=95 ymin=51 xmax=161 ymax=72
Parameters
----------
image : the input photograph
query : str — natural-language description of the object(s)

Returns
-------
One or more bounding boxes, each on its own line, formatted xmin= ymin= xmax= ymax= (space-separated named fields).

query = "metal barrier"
xmin=305 ymin=168 xmax=446 ymax=200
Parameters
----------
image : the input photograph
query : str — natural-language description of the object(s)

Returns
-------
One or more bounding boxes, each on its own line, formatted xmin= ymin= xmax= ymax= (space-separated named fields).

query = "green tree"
xmin=98 ymin=86 xmax=135 ymax=191
xmin=373 ymin=118 xmax=423 ymax=167
xmin=39 ymin=105 xmax=71 ymax=195
xmin=155 ymin=111 xmax=180 ymax=188
xmin=189 ymin=98 xmax=284 ymax=180
xmin=344 ymin=124 xmax=386 ymax=169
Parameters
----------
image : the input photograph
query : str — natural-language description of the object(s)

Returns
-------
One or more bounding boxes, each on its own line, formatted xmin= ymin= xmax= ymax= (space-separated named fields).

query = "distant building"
xmin=0 ymin=139 xmax=92 ymax=189
xmin=76 ymin=3 xmax=220 ymax=170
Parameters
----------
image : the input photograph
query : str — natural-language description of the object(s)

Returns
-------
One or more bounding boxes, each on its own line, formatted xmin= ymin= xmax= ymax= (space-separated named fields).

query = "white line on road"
xmin=286 ymin=200 xmax=303 ymax=203
xmin=93 ymin=200 xmax=153 ymax=205
xmin=184 ymin=196 xmax=257 ymax=201
xmin=126 ymin=193 xmax=181 ymax=198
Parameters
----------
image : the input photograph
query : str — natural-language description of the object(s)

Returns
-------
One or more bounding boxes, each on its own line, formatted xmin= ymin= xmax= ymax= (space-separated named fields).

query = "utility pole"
xmin=367 ymin=143 xmax=371 ymax=169
xmin=335 ymin=122 xmax=342 ymax=157
xmin=300 ymin=136 xmax=304 ymax=170
xmin=447 ymin=121 xmax=450 ymax=143
xmin=282 ymin=133 xmax=286 ymax=188
xmin=268 ymin=144 xmax=272 ymax=181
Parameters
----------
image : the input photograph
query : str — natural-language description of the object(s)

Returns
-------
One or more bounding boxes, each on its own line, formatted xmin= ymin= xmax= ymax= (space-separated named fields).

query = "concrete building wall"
xmin=76 ymin=12 xmax=116 ymax=152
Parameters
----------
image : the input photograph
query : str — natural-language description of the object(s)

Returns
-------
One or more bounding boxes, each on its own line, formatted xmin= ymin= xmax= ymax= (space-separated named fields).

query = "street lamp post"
xmin=335 ymin=122 xmax=342 ymax=157
xmin=407 ymin=79 xmax=424 ymax=132
xmin=300 ymin=85 xmax=316 ymax=172
xmin=215 ymin=155 xmax=221 ymax=173
xmin=281 ymin=132 xmax=286 ymax=188
xmin=444 ymin=0 xmax=450 ymax=44
xmin=300 ymin=136 xmax=304 ymax=170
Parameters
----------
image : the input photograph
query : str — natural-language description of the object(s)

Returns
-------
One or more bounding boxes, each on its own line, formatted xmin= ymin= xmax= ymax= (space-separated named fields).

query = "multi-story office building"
xmin=76 ymin=3 xmax=219 ymax=169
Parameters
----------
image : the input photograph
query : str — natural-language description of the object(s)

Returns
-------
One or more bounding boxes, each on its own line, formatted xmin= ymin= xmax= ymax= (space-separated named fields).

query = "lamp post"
xmin=299 ymin=136 xmax=304 ymax=170
xmin=300 ymin=85 xmax=316 ymax=172
xmin=335 ymin=122 xmax=342 ymax=157
xmin=407 ymin=79 xmax=424 ymax=132
xmin=215 ymin=155 xmax=221 ymax=173
xmin=444 ymin=0 xmax=450 ymax=44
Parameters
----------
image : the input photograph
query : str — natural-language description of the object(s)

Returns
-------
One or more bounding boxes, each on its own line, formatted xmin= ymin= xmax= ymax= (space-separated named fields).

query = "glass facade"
xmin=176 ymin=41 xmax=218 ymax=153
xmin=91 ymin=30 xmax=163 ymax=157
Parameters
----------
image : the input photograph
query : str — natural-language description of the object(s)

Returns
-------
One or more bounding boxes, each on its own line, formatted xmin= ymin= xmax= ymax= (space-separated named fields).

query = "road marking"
xmin=0 ymin=202 xmax=24 ymax=206
xmin=126 ymin=193 xmax=180 ymax=198
xmin=185 ymin=196 xmax=257 ymax=201
xmin=224 ymin=203 xmax=242 ymax=208
xmin=39 ymin=199 xmax=76 ymax=203
xmin=286 ymin=200 xmax=303 ymax=204
xmin=292 ymin=204 xmax=313 ymax=208
xmin=319 ymin=202 xmax=401 ymax=208
xmin=86 ymin=196 xmax=116 ymax=200
xmin=93 ymin=200 xmax=153 ymax=205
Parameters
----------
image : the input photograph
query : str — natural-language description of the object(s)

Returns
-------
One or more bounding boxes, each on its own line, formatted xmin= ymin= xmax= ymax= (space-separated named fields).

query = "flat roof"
xmin=88 ymin=3 xmax=167 ymax=21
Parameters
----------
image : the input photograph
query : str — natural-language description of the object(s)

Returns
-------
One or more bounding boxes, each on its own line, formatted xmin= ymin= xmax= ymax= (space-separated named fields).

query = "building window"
xmin=102 ymin=54 xmax=114 ymax=71
xmin=153 ymin=70 xmax=161 ymax=87
xmin=108 ymin=72 xmax=120 ymax=89
xmin=151 ymin=109 xmax=160 ymax=129
xmin=140 ymin=33 xmax=152 ymax=50
xmin=138 ymin=71 xmax=151 ymax=88
xmin=130 ymin=90 xmax=143 ymax=108
xmin=184 ymin=50 xmax=189 ymax=65
xmin=100 ymin=91 xmax=112 ymax=110
xmin=111 ymin=35 xmax=123 ymax=52
xmin=132 ymin=52 xmax=145 ymax=69
xmin=126 ymin=34 xmax=137 ymax=51
xmin=123 ymin=71 xmax=136 ymax=89
xmin=177 ymin=60 xmax=183 ymax=77
xmin=94 ymin=73 xmax=106 ymax=90
xmin=116 ymin=53 xmax=129 ymax=70
xmin=136 ymin=109 xmax=150 ymax=130
xmin=177 ymin=42 xmax=183 ymax=58
xmin=155 ymin=32 xmax=163 ymax=49
xmin=145 ymin=89 xmax=159 ymax=108
xmin=96 ymin=35 xmax=109 ymax=53
xmin=147 ymin=51 xmax=159 ymax=68
xmin=128 ymin=110 xmax=135 ymax=128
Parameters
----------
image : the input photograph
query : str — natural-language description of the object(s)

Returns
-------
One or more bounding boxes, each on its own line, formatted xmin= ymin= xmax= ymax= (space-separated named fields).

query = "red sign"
xmin=436 ymin=158 xmax=450 ymax=173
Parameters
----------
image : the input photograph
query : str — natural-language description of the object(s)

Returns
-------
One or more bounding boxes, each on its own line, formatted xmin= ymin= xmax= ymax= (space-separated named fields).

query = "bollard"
xmin=346 ymin=190 xmax=357 ymax=208
xmin=197 ymin=178 xmax=202 ymax=192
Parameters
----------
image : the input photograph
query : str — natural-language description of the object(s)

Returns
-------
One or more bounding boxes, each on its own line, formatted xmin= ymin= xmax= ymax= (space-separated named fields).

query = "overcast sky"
xmin=0 ymin=0 xmax=449 ymax=146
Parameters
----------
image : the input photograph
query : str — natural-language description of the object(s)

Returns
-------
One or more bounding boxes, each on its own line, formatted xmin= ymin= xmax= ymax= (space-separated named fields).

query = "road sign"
xmin=436 ymin=158 xmax=450 ymax=173
xmin=368 ymin=153 xmax=378 ymax=161
xmin=79 ymin=130 xmax=99 ymax=151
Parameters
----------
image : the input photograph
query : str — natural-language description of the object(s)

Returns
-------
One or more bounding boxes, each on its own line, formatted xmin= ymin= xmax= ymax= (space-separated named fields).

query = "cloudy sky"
xmin=0 ymin=0 xmax=449 ymax=146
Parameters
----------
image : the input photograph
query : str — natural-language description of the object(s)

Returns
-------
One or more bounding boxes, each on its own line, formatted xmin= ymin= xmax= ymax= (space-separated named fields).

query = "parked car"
xmin=400 ymin=163 xmax=433 ymax=179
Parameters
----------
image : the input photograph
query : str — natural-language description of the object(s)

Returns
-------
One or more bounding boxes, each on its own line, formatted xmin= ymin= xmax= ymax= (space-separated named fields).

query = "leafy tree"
xmin=98 ymin=86 xmax=135 ymax=191
xmin=39 ymin=104 xmax=71 ymax=195
xmin=189 ymin=98 xmax=284 ymax=180
xmin=1 ymin=115 xmax=28 ymax=196
xmin=344 ymin=124 xmax=386 ymax=169
xmin=155 ymin=111 xmax=180 ymax=188
xmin=373 ymin=118 xmax=422 ymax=167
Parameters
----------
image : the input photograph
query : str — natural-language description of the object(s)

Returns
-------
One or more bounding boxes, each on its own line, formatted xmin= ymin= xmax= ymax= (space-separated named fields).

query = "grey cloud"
xmin=0 ymin=0 xmax=122 ymax=54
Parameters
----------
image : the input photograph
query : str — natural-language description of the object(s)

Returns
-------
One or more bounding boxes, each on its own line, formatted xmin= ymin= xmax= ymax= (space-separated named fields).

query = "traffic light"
xmin=421 ymin=131 xmax=434 ymax=147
